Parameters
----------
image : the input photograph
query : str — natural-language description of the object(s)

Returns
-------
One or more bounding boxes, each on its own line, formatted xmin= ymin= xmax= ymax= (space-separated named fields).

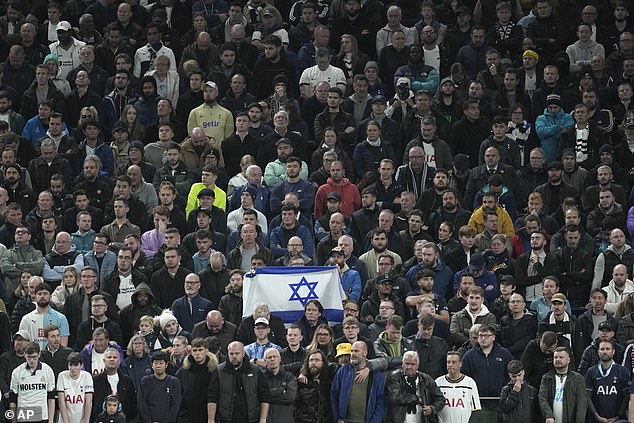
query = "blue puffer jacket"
xmin=535 ymin=107 xmax=574 ymax=162
xmin=330 ymin=363 xmax=386 ymax=423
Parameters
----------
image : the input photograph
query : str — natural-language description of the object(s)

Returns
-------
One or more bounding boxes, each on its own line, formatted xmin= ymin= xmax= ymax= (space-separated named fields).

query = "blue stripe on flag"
xmin=272 ymin=309 xmax=344 ymax=324
xmin=245 ymin=266 xmax=338 ymax=276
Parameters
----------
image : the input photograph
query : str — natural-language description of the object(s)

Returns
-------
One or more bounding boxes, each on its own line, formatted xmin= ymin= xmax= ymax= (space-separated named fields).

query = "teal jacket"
xmin=535 ymin=108 xmax=574 ymax=163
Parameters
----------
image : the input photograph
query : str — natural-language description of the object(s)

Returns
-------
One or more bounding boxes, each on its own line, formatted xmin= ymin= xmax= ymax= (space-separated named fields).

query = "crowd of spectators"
xmin=1 ymin=0 xmax=634 ymax=421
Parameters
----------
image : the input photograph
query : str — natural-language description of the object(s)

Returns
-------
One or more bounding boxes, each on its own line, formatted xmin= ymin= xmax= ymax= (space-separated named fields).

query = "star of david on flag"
xmin=243 ymin=266 xmax=345 ymax=323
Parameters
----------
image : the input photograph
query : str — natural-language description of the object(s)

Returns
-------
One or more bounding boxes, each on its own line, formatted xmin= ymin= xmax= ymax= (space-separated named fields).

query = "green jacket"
xmin=538 ymin=369 xmax=587 ymax=423
xmin=0 ymin=244 xmax=45 ymax=293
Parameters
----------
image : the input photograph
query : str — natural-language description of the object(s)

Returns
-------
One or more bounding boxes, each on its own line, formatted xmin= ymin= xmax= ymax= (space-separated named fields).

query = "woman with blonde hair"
xmin=307 ymin=323 xmax=336 ymax=362
xmin=333 ymin=34 xmax=369 ymax=94
xmin=121 ymin=334 xmax=152 ymax=389
xmin=118 ymin=104 xmax=145 ymax=141
xmin=51 ymin=267 xmax=80 ymax=309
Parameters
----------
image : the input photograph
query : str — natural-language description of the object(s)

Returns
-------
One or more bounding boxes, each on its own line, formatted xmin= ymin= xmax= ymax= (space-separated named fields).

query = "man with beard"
xmin=604 ymin=264 xmax=634 ymax=313
xmin=534 ymin=160 xmax=579 ymax=216
xmin=2 ymin=165 xmax=35 ymax=217
xmin=247 ymin=103 xmax=273 ymax=140
xmin=405 ymin=242 xmax=454 ymax=300
xmin=295 ymin=350 xmax=336 ymax=423
xmin=330 ymin=246 xmax=362 ymax=303
xmin=427 ymin=188 xmax=471 ymax=240
xmin=100 ymin=198 xmax=140 ymax=245
xmin=350 ymin=187 xmax=380 ymax=243
xmin=264 ymin=140 xmax=309 ymax=188
xmin=417 ymin=169 xmax=449 ymax=218
xmin=118 ymin=283 xmax=162 ymax=345
xmin=359 ymin=229 xmax=402 ymax=281
xmin=269 ymin=156 xmax=314 ymax=216
xmin=386 ymin=350 xmax=445 ymax=422
xmin=582 ymin=165 xmax=627 ymax=214
xmin=217 ymin=269 xmax=243 ymax=327
xmin=261 ymin=348 xmax=297 ymax=422
xmin=515 ymin=230 xmax=560 ymax=302
xmin=19 ymin=283 xmax=70 ymax=349
xmin=0 ymin=91 xmax=24 ymax=135
xmin=538 ymin=347 xmax=587 ymax=423
xmin=331 ymin=340 xmax=385 ymax=423
xmin=187 ymin=81 xmax=234 ymax=144
xmin=73 ymin=155 xmax=115 ymax=212
xmin=584 ymin=339 xmax=630 ymax=422
xmin=207 ymin=341 xmax=271 ymax=422
xmin=587 ymin=188 xmax=627 ymax=238
xmin=554 ymin=225 xmax=593 ymax=308
xmin=152 ymin=142 xmax=196 ymax=196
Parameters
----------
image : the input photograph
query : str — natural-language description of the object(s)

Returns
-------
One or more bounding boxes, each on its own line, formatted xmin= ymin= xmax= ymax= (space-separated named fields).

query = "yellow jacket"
xmin=467 ymin=205 xmax=515 ymax=237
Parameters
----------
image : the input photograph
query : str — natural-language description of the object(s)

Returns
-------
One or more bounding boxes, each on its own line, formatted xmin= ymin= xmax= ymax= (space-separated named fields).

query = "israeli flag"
xmin=243 ymin=266 xmax=346 ymax=323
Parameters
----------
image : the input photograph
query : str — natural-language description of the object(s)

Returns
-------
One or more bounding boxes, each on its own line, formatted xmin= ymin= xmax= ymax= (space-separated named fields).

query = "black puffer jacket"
xmin=176 ymin=352 xmax=219 ymax=423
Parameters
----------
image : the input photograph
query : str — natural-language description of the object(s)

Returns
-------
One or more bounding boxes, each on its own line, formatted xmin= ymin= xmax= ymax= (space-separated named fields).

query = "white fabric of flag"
xmin=242 ymin=266 xmax=346 ymax=323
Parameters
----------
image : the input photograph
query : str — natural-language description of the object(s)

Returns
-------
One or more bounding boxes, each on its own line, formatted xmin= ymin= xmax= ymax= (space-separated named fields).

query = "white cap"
xmin=56 ymin=21 xmax=72 ymax=31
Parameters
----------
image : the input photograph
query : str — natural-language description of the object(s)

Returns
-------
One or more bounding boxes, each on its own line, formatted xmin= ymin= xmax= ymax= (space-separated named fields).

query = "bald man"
xmin=207 ymin=341 xmax=271 ymax=422
xmin=192 ymin=310 xmax=237 ymax=351
xmin=170 ymin=273 xmax=214 ymax=332
xmin=42 ymin=231 xmax=85 ymax=286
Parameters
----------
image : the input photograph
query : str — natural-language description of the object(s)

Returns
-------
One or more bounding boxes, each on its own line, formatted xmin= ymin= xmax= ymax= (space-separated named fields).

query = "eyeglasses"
xmin=185 ymin=280 xmax=200 ymax=285
xmin=317 ymin=332 xmax=331 ymax=337
xmin=478 ymin=333 xmax=493 ymax=338
xmin=379 ymin=306 xmax=394 ymax=310
xmin=91 ymin=304 xmax=107 ymax=308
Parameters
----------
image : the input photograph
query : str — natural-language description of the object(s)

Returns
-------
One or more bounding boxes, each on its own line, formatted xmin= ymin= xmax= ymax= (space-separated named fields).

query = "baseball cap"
xmin=376 ymin=274 xmax=393 ymax=284
xmin=370 ymin=95 xmax=387 ymax=104
xmin=275 ymin=138 xmax=292 ymax=146
xmin=598 ymin=321 xmax=614 ymax=331
xmin=440 ymin=77 xmax=456 ymax=87
xmin=204 ymin=81 xmax=218 ymax=90
xmin=335 ymin=343 xmax=352 ymax=357
xmin=396 ymin=77 xmax=410 ymax=87
xmin=469 ymin=253 xmax=484 ymax=271
xmin=43 ymin=53 xmax=59 ymax=65
xmin=14 ymin=330 xmax=30 ymax=341
xmin=546 ymin=161 xmax=563 ymax=171
xmin=551 ymin=293 xmax=566 ymax=303
xmin=330 ymin=246 xmax=344 ymax=255
xmin=499 ymin=275 xmax=516 ymax=286
xmin=262 ymin=7 xmax=275 ymax=16
xmin=56 ymin=21 xmax=72 ymax=32
xmin=254 ymin=317 xmax=269 ymax=326
xmin=327 ymin=192 xmax=342 ymax=202
xmin=112 ymin=121 xmax=128 ymax=133
xmin=454 ymin=154 xmax=470 ymax=172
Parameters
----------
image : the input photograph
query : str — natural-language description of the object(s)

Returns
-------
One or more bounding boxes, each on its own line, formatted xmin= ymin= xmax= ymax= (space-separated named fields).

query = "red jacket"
xmin=314 ymin=178 xmax=361 ymax=218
